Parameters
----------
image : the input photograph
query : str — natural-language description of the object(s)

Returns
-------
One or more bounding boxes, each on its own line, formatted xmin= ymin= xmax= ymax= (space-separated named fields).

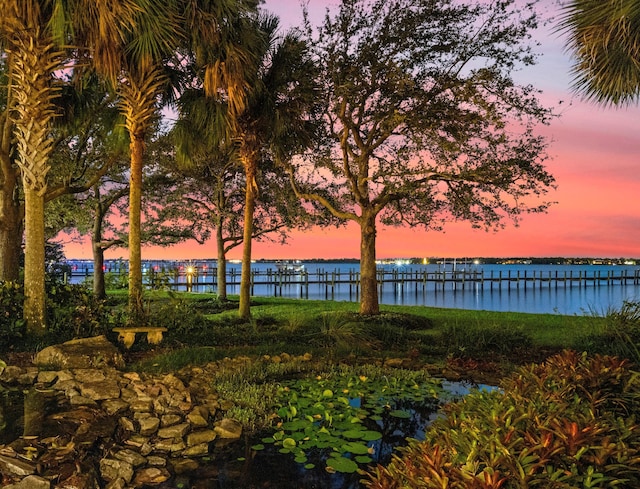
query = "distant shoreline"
xmin=64 ymin=257 xmax=639 ymax=266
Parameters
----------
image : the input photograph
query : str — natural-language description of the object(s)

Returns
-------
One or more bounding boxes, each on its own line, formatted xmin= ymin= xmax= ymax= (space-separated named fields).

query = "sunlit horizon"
xmin=60 ymin=0 xmax=640 ymax=262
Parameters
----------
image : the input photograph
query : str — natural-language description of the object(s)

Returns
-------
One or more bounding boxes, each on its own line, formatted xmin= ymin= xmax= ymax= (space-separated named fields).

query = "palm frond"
xmin=559 ymin=0 xmax=640 ymax=106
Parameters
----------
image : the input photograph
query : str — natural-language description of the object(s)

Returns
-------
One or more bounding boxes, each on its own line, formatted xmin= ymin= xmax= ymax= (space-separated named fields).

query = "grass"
xmin=245 ymin=296 xmax=602 ymax=349
xmin=111 ymin=292 xmax=607 ymax=379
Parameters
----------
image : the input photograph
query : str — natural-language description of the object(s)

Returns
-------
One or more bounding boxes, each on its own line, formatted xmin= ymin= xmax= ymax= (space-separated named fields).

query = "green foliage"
xmin=104 ymin=269 xmax=129 ymax=290
xmin=261 ymin=364 xmax=443 ymax=474
xmin=0 ymin=282 xmax=26 ymax=345
xmin=46 ymin=283 xmax=122 ymax=340
xmin=576 ymin=300 xmax=640 ymax=362
xmin=438 ymin=321 xmax=533 ymax=358
xmin=364 ymin=350 xmax=640 ymax=488
xmin=145 ymin=268 xmax=173 ymax=291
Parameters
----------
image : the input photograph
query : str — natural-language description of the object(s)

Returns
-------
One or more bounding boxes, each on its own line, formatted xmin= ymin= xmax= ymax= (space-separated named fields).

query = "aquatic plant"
xmin=257 ymin=365 xmax=444 ymax=473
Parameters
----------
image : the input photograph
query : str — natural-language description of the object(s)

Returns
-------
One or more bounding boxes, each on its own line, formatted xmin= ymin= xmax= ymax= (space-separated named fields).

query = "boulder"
xmin=33 ymin=336 xmax=124 ymax=370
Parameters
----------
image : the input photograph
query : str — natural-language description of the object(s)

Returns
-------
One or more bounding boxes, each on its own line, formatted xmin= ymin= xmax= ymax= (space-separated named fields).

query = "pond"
xmin=0 ymin=377 xmax=495 ymax=489
xmin=165 ymin=380 xmax=496 ymax=489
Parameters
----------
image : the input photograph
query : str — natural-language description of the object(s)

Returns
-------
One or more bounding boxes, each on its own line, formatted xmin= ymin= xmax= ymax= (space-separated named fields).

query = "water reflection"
xmin=188 ymin=381 xmax=492 ymax=489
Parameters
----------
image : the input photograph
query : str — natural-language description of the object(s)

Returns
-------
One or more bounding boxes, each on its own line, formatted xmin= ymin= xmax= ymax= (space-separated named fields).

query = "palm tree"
xmin=0 ymin=0 xmax=176 ymax=333
xmin=0 ymin=55 xmax=22 ymax=282
xmin=118 ymin=1 xmax=264 ymax=324
xmin=0 ymin=0 xmax=142 ymax=333
xmin=199 ymin=14 xmax=320 ymax=319
xmin=559 ymin=0 xmax=640 ymax=105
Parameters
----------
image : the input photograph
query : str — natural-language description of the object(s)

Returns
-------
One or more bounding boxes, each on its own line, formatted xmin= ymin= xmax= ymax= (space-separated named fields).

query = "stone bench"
xmin=112 ymin=327 xmax=168 ymax=349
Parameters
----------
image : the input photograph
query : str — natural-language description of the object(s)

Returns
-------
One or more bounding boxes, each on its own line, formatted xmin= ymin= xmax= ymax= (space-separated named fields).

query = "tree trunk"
xmin=9 ymin=32 xmax=58 ymax=335
xmin=238 ymin=159 xmax=257 ymax=320
xmin=216 ymin=225 xmax=227 ymax=301
xmin=0 ymin=122 xmax=22 ymax=282
xmin=0 ymin=190 xmax=22 ymax=282
xmin=92 ymin=242 xmax=106 ymax=300
xmin=23 ymin=185 xmax=46 ymax=334
xmin=91 ymin=190 xmax=106 ymax=299
xmin=128 ymin=133 xmax=144 ymax=324
xmin=359 ymin=212 xmax=379 ymax=315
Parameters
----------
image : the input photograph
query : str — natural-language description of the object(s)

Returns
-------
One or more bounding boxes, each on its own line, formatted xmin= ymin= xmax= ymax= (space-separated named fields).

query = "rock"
xmin=36 ymin=371 xmax=58 ymax=385
xmin=138 ymin=416 xmax=160 ymax=436
xmin=213 ymin=418 xmax=242 ymax=439
xmin=161 ymin=374 xmax=186 ymax=391
xmin=146 ymin=456 xmax=167 ymax=467
xmin=118 ymin=416 xmax=135 ymax=432
xmin=69 ymin=395 xmax=98 ymax=407
xmin=133 ymin=467 xmax=171 ymax=486
xmin=186 ymin=429 xmax=216 ymax=446
xmin=186 ymin=406 xmax=209 ymax=427
xmin=0 ymin=365 xmax=25 ymax=384
xmin=384 ymin=358 xmax=405 ymax=368
xmin=182 ymin=443 xmax=210 ymax=457
xmin=157 ymin=423 xmax=190 ymax=439
xmin=0 ymin=453 xmax=36 ymax=477
xmin=33 ymin=336 xmax=124 ymax=370
xmin=153 ymin=439 xmax=185 ymax=453
xmin=171 ymin=458 xmax=199 ymax=474
xmin=5 ymin=474 xmax=50 ymax=488
xmin=81 ymin=379 xmax=121 ymax=401
xmin=128 ymin=399 xmax=153 ymax=413
xmin=72 ymin=369 xmax=107 ymax=383
xmin=99 ymin=458 xmax=134 ymax=483
xmin=160 ymin=414 xmax=182 ymax=427
xmin=102 ymin=399 xmax=129 ymax=416
xmin=113 ymin=448 xmax=147 ymax=467
xmin=105 ymin=478 xmax=128 ymax=489
xmin=55 ymin=472 xmax=100 ymax=489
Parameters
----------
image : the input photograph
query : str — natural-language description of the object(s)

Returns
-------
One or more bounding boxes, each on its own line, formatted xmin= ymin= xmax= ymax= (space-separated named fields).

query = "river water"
xmin=68 ymin=260 xmax=640 ymax=316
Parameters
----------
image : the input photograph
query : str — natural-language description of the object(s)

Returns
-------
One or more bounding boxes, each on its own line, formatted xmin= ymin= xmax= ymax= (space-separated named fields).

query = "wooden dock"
xmin=68 ymin=267 xmax=640 ymax=294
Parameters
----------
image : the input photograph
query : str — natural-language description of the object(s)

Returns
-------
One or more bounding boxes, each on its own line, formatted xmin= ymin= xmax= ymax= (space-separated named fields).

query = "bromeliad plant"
xmin=365 ymin=350 xmax=640 ymax=488
xmin=256 ymin=365 xmax=444 ymax=474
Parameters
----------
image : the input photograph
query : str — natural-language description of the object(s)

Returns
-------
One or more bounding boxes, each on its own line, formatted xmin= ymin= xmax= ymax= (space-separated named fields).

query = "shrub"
xmin=364 ymin=350 xmax=640 ymax=488
xmin=577 ymin=300 xmax=640 ymax=362
xmin=0 ymin=281 xmax=26 ymax=345
xmin=47 ymin=283 xmax=120 ymax=340
xmin=438 ymin=322 xmax=533 ymax=358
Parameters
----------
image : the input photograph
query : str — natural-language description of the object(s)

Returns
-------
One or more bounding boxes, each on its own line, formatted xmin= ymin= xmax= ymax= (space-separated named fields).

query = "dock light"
xmin=186 ymin=266 xmax=196 ymax=291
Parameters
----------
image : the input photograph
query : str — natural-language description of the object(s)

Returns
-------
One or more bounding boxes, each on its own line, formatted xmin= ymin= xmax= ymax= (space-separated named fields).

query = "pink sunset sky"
xmin=63 ymin=0 xmax=640 ymax=261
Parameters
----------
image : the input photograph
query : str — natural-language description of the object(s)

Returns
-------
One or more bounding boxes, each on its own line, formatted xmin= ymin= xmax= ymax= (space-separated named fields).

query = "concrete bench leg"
xmin=119 ymin=331 xmax=136 ymax=349
xmin=147 ymin=330 xmax=164 ymax=345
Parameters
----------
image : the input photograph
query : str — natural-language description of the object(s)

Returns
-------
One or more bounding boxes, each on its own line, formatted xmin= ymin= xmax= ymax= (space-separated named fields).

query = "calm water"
xmin=68 ymin=260 xmax=640 ymax=316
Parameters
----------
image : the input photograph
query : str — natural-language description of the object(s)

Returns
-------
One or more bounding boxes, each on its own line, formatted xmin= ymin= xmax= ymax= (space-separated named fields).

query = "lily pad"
xmin=360 ymin=430 xmax=383 ymax=441
xmin=342 ymin=429 xmax=365 ymax=439
xmin=389 ymin=409 xmax=412 ymax=419
xmin=355 ymin=455 xmax=373 ymax=464
xmin=326 ymin=456 xmax=359 ymax=474
xmin=283 ymin=438 xmax=297 ymax=449
xmin=342 ymin=441 xmax=370 ymax=455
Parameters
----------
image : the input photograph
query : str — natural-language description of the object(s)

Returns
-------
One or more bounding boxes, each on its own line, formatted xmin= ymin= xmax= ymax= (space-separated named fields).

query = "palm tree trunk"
xmin=216 ymin=224 xmax=228 ymax=301
xmin=0 ymin=108 xmax=22 ymax=282
xmin=0 ymin=186 xmax=22 ymax=282
xmin=238 ymin=158 xmax=257 ymax=320
xmin=9 ymin=31 xmax=58 ymax=334
xmin=359 ymin=211 xmax=379 ymax=315
xmin=128 ymin=133 xmax=144 ymax=324
xmin=23 ymin=185 xmax=46 ymax=334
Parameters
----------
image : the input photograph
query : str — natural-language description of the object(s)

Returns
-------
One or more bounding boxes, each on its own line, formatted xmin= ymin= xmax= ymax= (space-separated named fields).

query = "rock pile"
xmin=0 ymin=337 xmax=249 ymax=489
